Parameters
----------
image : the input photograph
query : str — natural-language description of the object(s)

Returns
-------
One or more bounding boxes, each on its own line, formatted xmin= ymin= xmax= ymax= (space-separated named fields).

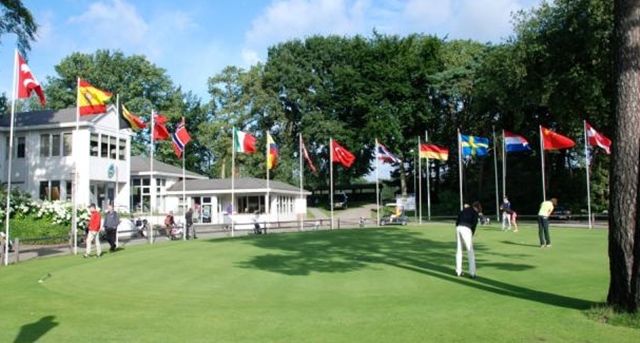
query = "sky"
xmin=1 ymin=0 xmax=542 ymax=100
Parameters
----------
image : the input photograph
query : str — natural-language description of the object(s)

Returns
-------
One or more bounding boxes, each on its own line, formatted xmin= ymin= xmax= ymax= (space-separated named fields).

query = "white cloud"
xmin=67 ymin=0 xmax=148 ymax=49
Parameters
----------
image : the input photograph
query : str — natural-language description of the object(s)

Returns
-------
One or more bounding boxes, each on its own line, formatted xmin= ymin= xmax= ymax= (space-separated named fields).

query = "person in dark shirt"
xmin=455 ymin=201 xmax=481 ymax=278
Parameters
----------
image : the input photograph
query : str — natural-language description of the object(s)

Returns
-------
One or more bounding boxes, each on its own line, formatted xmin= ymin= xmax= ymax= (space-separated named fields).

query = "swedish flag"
xmin=461 ymin=134 xmax=489 ymax=157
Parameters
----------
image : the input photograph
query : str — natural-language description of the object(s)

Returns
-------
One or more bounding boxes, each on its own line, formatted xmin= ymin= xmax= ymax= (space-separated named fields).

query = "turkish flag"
xmin=331 ymin=139 xmax=355 ymax=168
xmin=17 ymin=51 xmax=46 ymax=106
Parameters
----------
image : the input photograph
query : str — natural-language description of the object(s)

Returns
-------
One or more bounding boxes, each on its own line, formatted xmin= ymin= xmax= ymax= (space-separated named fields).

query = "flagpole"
xmin=3 ymin=50 xmax=19 ymax=265
xmin=182 ymin=121 xmax=187 ymax=241
xmin=417 ymin=137 xmax=422 ymax=224
xmin=539 ymin=125 xmax=547 ymax=201
xmin=375 ymin=139 xmax=380 ymax=227
xmin=457 ymin=129 xmax=464 ymax=210
xmin=266 ymin=131 xmax=270 ymax=220
xmin=72 ymin=77 xmax=81 ymax=256
xmin=493 ymin=127 xmax=500 ymax=222
xmin=425 ymin=131 xmax=430 ymax=222
xmin=115 ymin=95 xmax=120 ymax=207
xmin=231 ymin=128 xmax=236 ymax=237
xmin=330 ymin=138 xmax=334 ymax=229
xmin=584 ymin=120 xmax=593 ymax=229
xmin=150 ymin=109 xmax=155 ymax=244
xmin=299 ymin=133 xmax=304 ymax=231
xmin=501 ymin=129 xmax=507 ymax=200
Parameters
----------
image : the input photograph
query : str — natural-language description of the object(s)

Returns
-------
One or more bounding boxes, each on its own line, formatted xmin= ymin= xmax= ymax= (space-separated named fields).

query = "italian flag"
xmin=234 ymin=128 xmax=257 ymax=154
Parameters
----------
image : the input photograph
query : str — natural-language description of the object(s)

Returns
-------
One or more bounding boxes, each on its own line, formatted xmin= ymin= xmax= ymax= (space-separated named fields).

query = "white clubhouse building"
xmin=0 ymin=106 xmax=309 ymax=225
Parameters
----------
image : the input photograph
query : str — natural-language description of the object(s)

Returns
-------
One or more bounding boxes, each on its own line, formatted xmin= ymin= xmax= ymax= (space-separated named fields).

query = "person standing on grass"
xmin=84 ymin=204 xmax=102 ymax=258
xmin=511 ymin=210 xmax=519 ymax=232
xmin=537 ymin=198 xmax=557 ymax=248
xmin=185 ymin=207 xmax=196 ymax=239
xmin=103 ymin=203 xmax=120 ymax=252
xmin=455 ymin=201 xmax=481 ymax=279
xmin=501 ymin=196 xmax=512 ymax=231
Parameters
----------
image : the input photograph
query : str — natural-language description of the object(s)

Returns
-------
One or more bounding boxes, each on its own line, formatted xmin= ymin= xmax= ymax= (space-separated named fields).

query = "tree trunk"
xmin=608 ymin=0 xmax=640 ymax=313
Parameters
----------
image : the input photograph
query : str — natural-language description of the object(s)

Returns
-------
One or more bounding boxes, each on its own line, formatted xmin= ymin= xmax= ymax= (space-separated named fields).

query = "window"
xmin=17 ymin=137 xmax=25 ymax=158
xmin=40 ymin=134 xmax=49 ymax=157
xmin=52 ymin=134 xmax=61 ymax=156
xmin=39 ymin=180 xmax=61 ymax=201
xmin=101 ymin=135 xmax=108 ymax=157
xmin=66 ymin=181 xmax=73 ymax=201
xmin=238 ymin=196 xmax=264 ymax=214
xmin=63 ymin=133 xmax=73 ymax=156
xmin=90 ymin=134 xmax=99 ymax=157
xmin=109 ymin=136 xmax=117 ymax=159
xmin=119 ymin=138 xmax=126 ymax=160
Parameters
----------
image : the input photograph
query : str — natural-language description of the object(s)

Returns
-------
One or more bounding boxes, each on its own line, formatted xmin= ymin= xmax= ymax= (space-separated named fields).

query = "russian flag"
xmin=376 ymin=140 xmax=400 ymax=164
xmin=504 ymin=131 xmax=532 ymax=153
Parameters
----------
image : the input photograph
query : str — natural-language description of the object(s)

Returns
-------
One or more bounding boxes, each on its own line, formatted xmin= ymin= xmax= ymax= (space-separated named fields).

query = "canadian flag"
xmin=585 ymin=122 xmax=611 ymax=155
xmin=17 ymin=51 xmax=46 ymax=106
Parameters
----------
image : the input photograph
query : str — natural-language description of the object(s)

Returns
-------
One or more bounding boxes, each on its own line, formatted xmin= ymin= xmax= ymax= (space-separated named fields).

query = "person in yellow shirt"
xmin=537 ymin=198 xmax=557 ymax=248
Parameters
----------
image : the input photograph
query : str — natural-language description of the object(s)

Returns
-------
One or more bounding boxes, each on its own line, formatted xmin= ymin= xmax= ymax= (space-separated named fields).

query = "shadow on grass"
xmin=14 ymin=315 xmax=58 ymax=343
xmin=500 ymin=240 xmax=540 ymax=248
xmin=226 ymin=228 xmax=593 ymax=311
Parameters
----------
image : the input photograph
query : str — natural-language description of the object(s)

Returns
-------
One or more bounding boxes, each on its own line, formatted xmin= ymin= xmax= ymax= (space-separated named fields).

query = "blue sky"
xmin=1 ymin=0 xmax=541 ymax=100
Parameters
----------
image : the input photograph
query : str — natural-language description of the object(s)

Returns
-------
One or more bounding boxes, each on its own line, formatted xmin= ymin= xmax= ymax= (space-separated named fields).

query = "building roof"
xmin=130 ymin=155 xmax=208 ymax=179
xmin=0 ymin=107 xmax=101 ymax=129
xmin=167 ymin=177 xmax=310 ymax=196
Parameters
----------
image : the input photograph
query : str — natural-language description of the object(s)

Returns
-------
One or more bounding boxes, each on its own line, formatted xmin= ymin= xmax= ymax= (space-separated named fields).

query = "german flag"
xmin=119 ymin=105 xmax=147 ymax=130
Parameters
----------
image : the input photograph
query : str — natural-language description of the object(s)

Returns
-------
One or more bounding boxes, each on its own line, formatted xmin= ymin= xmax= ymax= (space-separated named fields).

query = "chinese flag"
xmin=541 ymin=126 xmax=575 ymax=150
xmin=331 ymin=139 xmax=355 ymax=168
xmin=16 ymin=51 xmax=46 ymax=106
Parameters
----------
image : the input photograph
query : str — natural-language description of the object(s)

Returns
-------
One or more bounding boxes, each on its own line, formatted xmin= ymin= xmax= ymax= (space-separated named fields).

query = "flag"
xmin=460 ymin=134 xmax=489 ymax=157
xmin=376 ymin=140 xmax=400 ymax=163
xmin=119 ymin=105 xmax=147 ymax=130
xmin=172 ymin=118 xmax=191 ymax=158
xmin=267 ymin=132 xmax=278 ymax=169
xmin=420 ymin=143 xmax=449 ymax=161
xmin=301 ymin=137 xmax=317 ymax=173
xmin=78 ymin=79 xmax=112 ymax=116
xmin=585 ymin=122 xmax=611 ymax=155
xmin=16 ymin=51 xmax=45 ymax=106
xmin=331 ymin=139 xmax=355 ymax=168
xmin=504 ymin=131 xmax=532 ymax=153
xmin=234 ymin=128 xmax=256 ymax=153
xmin=541 ymin=126 xmax=575 ymax=150
xmin=153 ymin=113 xmax=170 ymax=140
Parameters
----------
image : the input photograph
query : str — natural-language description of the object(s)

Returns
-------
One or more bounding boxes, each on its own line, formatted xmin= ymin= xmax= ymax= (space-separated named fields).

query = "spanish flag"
xmin=78 ymin=78 xmax=112 ymax=116
xmin=119 ymin=105 xmax=147 ymax=130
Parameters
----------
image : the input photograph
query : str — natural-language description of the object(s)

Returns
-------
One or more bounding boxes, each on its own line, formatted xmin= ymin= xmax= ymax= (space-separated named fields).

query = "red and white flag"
xmin=331 ymin=139 xmax=355 ymax=168
xmin=16 ymin=51 xmax=46 ymax=106
xmin=585 ymin=122 xmax=611 ymax=155
xmin=172 ymin=118 xmax=192 ymax=158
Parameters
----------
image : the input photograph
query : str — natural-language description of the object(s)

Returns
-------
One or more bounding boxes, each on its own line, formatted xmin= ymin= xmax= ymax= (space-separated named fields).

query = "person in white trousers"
xmin=455 ymin=201 xmax=482 ymax=278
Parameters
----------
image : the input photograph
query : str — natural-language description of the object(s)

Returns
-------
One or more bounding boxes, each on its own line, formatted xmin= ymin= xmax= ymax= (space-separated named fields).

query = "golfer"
xmin=455 ymin=201 xmax=481 ymax=279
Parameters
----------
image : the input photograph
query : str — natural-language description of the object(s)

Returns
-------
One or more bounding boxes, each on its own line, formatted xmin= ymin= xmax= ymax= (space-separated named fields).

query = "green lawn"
xmin=1 ymin=222 xmax=637 ymax=342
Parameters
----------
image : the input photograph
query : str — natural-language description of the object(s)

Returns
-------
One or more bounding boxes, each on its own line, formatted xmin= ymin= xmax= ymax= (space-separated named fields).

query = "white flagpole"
xmin=417 ymin=137 xmax=422 ymax=224
xmin=501 ymin=129 xmax=507 ymax=199
xmin=540 ymin=125 xmax=547 ymax=201
xmin=266 ymin=131 xmax=270 ymax=219
xmin=115 ymin=95 xmax=120 ymax=207
xmin=493 ymin=127 xmax=500 ymax=222
xmin=330 ymin=138 xmax=334 ymax=229
xmin=231 ymin=127 xmax=236 ymax=237
xmin=299 ymin=133 xmax=303 ymax=231
xmin=150 ymin=110 xmax=155 ymax=243
xmin=425 ymin=131 xmax=430 ymax=222
xmin=182 ymin=122 xmax=187 ymax=240
xmin=72 ymin=77 xmax=81 ymax=255
xmin=3 ymin=50 xmax=19 ymax=265
xmin=457 ymin=129 xmax=464 ymax=210
xmin=584 ymin=120 xmax=593 ymax=229
xmin=375 ymin=139 xmax=380 ymax=227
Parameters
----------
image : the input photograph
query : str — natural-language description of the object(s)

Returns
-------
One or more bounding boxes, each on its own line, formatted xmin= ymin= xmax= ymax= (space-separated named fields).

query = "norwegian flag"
xmin=585 ymin=122 xmax=611 ymax=155
xmin=172 ymin=118 xmax=192 ymax=158
xmin=331 ymin=139 xmax=355 ymax=168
